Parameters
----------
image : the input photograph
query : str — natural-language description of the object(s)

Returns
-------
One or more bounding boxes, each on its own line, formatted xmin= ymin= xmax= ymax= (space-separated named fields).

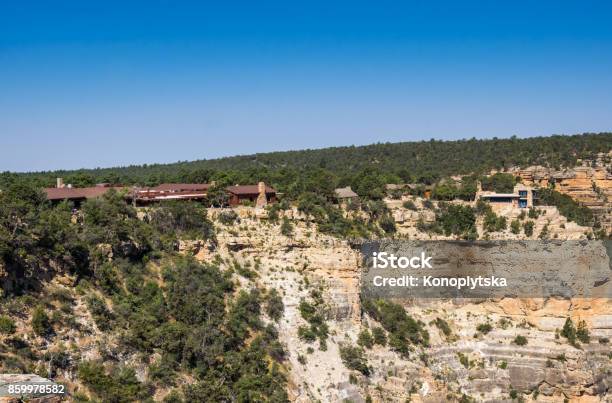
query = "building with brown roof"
xmin=45 ymin=178 xmax=277 ymax=208
xmin=226 ymin=182 xmax=276 ymax=207
xmin=45 ymin=184 xmax=123 ymax=206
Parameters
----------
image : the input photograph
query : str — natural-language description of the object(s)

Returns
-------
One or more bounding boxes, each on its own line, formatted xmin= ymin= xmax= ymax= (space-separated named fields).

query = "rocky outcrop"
xmin=515 ymin=155 xmax=612 ymax=232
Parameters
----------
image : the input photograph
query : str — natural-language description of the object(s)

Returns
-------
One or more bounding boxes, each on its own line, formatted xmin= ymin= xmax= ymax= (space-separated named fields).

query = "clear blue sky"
xmin=1 ymin=1 xmax=612 ymax=172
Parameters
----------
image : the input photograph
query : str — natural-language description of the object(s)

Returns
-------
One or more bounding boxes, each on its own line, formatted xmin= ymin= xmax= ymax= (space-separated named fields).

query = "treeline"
xmin=3 ymin=133 xmax=611 ymax=201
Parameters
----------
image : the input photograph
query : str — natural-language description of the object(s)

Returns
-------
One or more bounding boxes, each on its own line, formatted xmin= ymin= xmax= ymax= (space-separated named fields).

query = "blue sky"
xmin=1 ymin=1 xmax=612 ymax=172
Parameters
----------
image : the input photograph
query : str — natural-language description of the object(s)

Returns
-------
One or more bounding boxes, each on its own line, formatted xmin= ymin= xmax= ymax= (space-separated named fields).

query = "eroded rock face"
xmin=515 ymin=156 xmax=612 ymax=233
xmin=200 ymin=213 xmax=612 ymax=402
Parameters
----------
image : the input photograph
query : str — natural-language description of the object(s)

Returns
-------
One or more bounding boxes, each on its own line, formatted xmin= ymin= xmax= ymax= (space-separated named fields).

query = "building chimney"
xmin=56 ymin=178 xmax=64 ymax=188
xmin=256 ymin=181 xmax=267 ymax=208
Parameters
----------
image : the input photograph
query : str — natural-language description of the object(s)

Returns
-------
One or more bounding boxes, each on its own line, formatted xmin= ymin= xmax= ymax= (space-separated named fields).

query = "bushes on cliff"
xmin=523 ymin=220 xmax=535 ymax=237
xmin=78 ymin=361 xmax=146 ymax=403
xmin=31 ymin=305 xmax=52 ymax=337
xmin=538 ymin=188 xmax=593 ymax=226
xmin=434 ymin=204 xmax=477 ymax=239
xmin=149 ymin=201 xmax=215 ymax=241
xmin=371 ymin=327 xmax=387 ymax=346
xmin=280 ymin=217 xmax=294 ymax=237
xmin=216 ymin=209 xmax=239 ymax=225
xmin=339 ymin=344 xmax=370 ymax=376
xmin=86 ymin=294 xmax=114 ymax=331
xmin=0 ymin=315 xmax=16 ymax=334
xmin=510 ymin=219 xmax=521 ymax=234
xmin=561 ymin=318 xmax=590 ymax=346
xmin=357 ymin=329 xmax=374 ymax=349
xmin=483 ymin=211 xmax=507 ymax=232
xmin=362 ymin=298 xmax=429 ymax=354
xmin=265 ymin=289 xmax=284 ymax=322
xmin=82 ymin=190 xmax=155 ymax=260
xmin=297 ymin=293 xmax=329 ymax=350
xmin=297 ymin=192 xmax=373 ymax=238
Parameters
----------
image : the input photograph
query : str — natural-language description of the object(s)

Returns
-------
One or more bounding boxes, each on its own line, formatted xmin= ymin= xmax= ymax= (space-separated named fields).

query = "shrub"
xmin=0 ymin=315 xmax=16 ymax=334
xmin=513 ymin=335 xmax=528 ymax=346
xmin=217 ymin=210 xmax=238 ymax=225
xmin=280 ymin=217 xmax=294 ymax=237
xmin=297 ymin=325 xmax=317 ymax=343
xmin=78 ymin=361 xmax=146 ymax=402
xmin=402 ymin=200 xmax=417 ymax=210
xmin=162 ymin=390 xmax=184 ymax=403
xmin=339 ymin=345 xmax=370 ymax=375
xmin=371 ymin=327 xmax=387 ymax=346
xmin=265 ymin=289 xmax=284 ymax=322
xmin=362 ymin=298 xmax=429 ymax=354
xmin=523 ymin=221 xmax=535 ymax=237
xmin=576 ymin=320 xmax=590 ymax=344
xmin=357 ymin=329 xmax=374 ymax=349
xmin=435 ymin=204 xmax=476 ymax=238
xmin=474 ymin=199 xmax=492 ymax=216
xmin=476 ymin=323 xmax=492 ymax=335
xmin=539 ymin=223 xmax=550 ymax=239
xmin=297 ymin=296 xmax=328 ymax=348
xmin=561 ymin=318 xmax=577 ymax=345
xmin=498 ymin=318 xmax=511 ymax=329
xmin=483 ymin=211 xmax=507 ymax=232
xmin=32 ymin=306 xmax=52 ymax=336
xmin=149 ymin=201 xmax=215 ymax=240
xmin=457 ymin=352 xmax=469 ymax=368
xmin=528 ymin=207 xmax=541 ymax=219
xmin=86 ymin=295 xmax=114 ymax=331
xmin=538 ymin=188 xmax=593 ymax=226
xmin=510 ymin=219 xmax=521 ymax=234
xmin=378 ymin=214 xmax=397 ymax=234
xmin=433 ymin=318 xmax=452 ymax=338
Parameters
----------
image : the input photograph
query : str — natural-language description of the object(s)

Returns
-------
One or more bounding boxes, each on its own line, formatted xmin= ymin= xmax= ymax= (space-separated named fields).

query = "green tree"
xmin=561 ymin=318 xmax=577 ymax=345
xmin=266 ymin=289 xmax=284 ymax=322
xmin=523 ymin=221 xmax=535 ymax=237
xmin=510 ymin=219 xmax=521 ymax=234
xmin=357 ymin=329 xmax=374 ymax=349
xmin=339 ymin=345 xmax=370 ymax=375
xmin=32 ymin=306 xmax=52 ymax=336
xmin=0 ymin=315 xmax=16 ymax=334
xmin=280 ymin=217 xmax=294 ymax=237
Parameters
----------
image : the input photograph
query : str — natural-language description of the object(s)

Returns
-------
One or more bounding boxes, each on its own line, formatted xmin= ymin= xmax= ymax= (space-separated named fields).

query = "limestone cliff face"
xmin=514 ymin=154 xmax=612 ymax=232
xmin=7 ymin=203 xmax=609 ymax=402
xmin=186 ymin=210 xmax=611 ymax=402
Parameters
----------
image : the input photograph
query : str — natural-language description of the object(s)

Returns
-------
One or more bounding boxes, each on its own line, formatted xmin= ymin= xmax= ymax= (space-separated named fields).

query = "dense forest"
xmin=2 ymin=133 xmax=611 ymax=200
